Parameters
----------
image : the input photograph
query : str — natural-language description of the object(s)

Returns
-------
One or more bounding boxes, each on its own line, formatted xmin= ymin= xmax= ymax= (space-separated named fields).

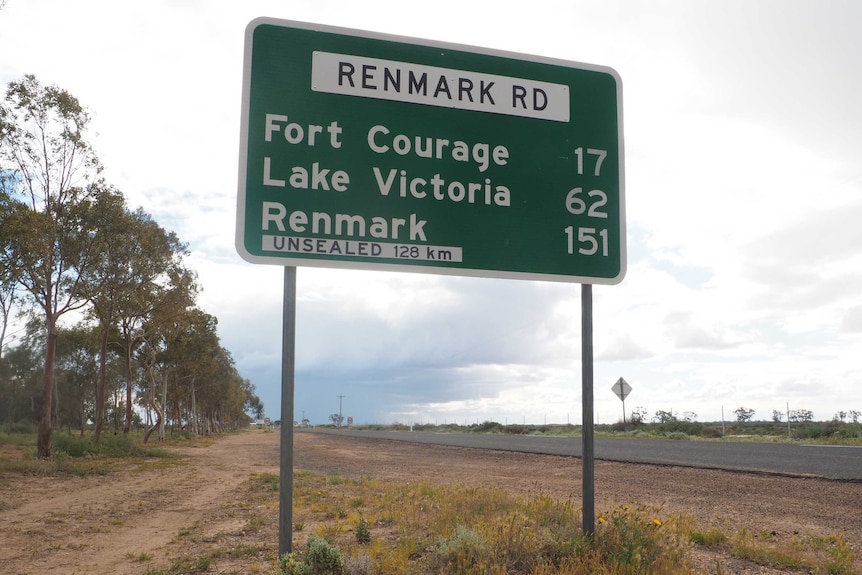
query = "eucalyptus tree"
xmin=245 ymin=380 xmax=264 ymax=421
xmin=0 ymin=209 xmax=16 ymax=359
xmin=54 ymin=324 xmax=100 ymax=434
xmin=162 ymin=307 xmax=220 ymax=435
xmin=74 ymin=186 xmax=125 ymax=440
xmin=119 ymin=217 xmax=190 ymax=437
xmin=137 ymin=271 xmax=198 ymax=442
xmin=84 ymin=199 xmax=189 ymax=440
xmin=0 ymin=75 xmax=106 ymax=457
xmin=139 ymin=304 xmax=262 ymax=440
xmin=1 ymin=317 xmax=44 ymax=429
xmin=0 ymin=198 xmax=17 ymax=405
xmin=205 ymin=351 xmax=263 ymax=432
xmin=197 ymin=344 xmax=248 ymax=433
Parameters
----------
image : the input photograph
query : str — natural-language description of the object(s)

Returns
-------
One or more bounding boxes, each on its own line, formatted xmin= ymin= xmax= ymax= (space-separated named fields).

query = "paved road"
xmin=301 ymin=429 xmax=862 ymax=481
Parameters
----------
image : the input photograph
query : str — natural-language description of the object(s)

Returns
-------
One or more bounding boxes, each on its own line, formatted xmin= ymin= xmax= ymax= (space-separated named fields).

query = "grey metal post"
xmin=279 ymin=266 xmax=297 ymax=557
xmin=582 ymin=284 xmax=595 ymax=536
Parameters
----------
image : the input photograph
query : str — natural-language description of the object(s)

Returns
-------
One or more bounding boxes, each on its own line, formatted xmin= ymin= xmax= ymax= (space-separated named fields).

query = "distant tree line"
xmin=1 ymin=75 xmax=262 ymax=457
xmin=628 ymin=405 xmax=860 ymax=426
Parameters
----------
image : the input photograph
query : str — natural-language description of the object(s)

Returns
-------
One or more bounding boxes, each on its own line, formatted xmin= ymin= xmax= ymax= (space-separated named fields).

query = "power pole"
xmin=337 ymin=394 xmax=344 ymax=427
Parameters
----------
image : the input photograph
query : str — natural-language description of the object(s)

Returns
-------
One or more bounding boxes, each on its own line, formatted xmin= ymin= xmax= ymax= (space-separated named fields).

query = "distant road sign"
xmin=611 ymin=377 xmax=632 ymax=401
xmin=237 ymin=18 xmax=625 ymax=284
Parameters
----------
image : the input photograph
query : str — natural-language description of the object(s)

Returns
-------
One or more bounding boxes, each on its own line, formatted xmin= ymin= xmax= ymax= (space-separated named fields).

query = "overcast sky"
xmin=2 ymin=0 xmax=860 ymax=426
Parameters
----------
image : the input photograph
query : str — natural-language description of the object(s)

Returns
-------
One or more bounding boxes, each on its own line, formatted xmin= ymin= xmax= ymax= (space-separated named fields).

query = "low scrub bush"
xmin=3 ymin=420 xmax=39 ymax=434
xmin=276 ymin=535 xmax=344 ymax=575
xmin=51 ymin=432 xmax=172 ymax=459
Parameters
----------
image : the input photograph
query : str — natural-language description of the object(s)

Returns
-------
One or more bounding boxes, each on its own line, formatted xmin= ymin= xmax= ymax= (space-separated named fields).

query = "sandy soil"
xmin=0 ymin=429 xmax=859 ymax=574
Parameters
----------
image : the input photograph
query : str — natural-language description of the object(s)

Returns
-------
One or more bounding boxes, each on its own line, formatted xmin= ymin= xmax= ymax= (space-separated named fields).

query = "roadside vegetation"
xmin=273 ymin=471 xmax=855 ymax=575
xmin=350 ymin=410 xmax=862 ymax=445
xmin=0 ymin=428 xmax=192 ymax=476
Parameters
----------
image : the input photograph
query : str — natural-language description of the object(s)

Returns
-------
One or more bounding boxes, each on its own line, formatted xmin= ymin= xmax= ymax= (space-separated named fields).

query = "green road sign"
xmin=237 ymin=19 xmax=625 ymax=284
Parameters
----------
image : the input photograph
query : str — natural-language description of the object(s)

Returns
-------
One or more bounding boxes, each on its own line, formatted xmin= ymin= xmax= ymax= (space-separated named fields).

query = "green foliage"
xmin=734 ymin=407 xmax=756 ymax=422
xmin=823 ymin=537 xmax=857 ymax=575
xmin=435 ymin=526 xmax=488 ymax=572
xmin=796 ymin=421 xmax=862 ymax=442
xmin=306 ymin=535 xmax=345 ymax=573
xmin=125 ymin=551 xmax=153 ymax=562
xmin=3 ymin=420 xmax=38 ymax=434
xmin=690 ymin=527 xmax=727 ymax=548
xmin=592 ymin=505 xmax=685 ymax=573
xmin=0 ymin=428 xmax=35 ymax=446
xmin=354 ymin=516 xmax=371 ymax=544
xmin=50 ymin=432 xmax=173 ymax=459
xmin=248 ymin=472 xmax=280 ymax=492
xmin=471 ymin=420 xmax=505 ymax=433
xmin=1 ymin=74 xmax=264 ymax=454
xmin=688 ymin=526 xmax=857 ymax=574
xmin=277 ymin=535 xmax=344 ymax=575
xmin=51 ymin=433 xmax=91 ymax=457
xmin=169 ymin=554 xmax=212 ymax=573
xmin=276 ymin=552 xmax=312 ymax=575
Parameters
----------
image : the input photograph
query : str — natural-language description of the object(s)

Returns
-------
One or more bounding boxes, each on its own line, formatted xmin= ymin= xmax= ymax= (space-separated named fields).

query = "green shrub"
xmin=96 ymin=434 xmax=138 ymax=457
xmin=7 ymin=420 xmax=38 ymax=434
xmin=276 ymin=552 xmax=312 ymax=575
xmin=435 ymin=526 xmax=487 ymax=572
xmin=52 ymin=433 xmax=93 ymax=457
xmin=306 ymin=535 xmax=344 ymax=574
xmin=278 ymin=536 xmax=344 ymax=575
xmin=49 ymin=432 xmax=172 ymax=459
xmin=471 ymin=420 xmax=505 ymax=433
xmin=690 ymin=528 xmax=727 ymax=548
xmin=354 ymin=516 xmax=370 ymax=544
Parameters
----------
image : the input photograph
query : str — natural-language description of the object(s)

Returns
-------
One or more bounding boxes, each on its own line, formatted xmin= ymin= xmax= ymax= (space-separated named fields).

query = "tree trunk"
xmin=191 ymin=384 xmax=198 ymax=436
xmin=94 ymin=325 xmax=108 ymax=441
xmin=7 ymin=375 xmax=15 ymax=433
xmin=143 ymin=393 xmax=163 ymax=444
xmin=158 ymin=371 xmax=167 ymax=442
xmin=53 ymin=372 xmax=60 ymax=431
xmin=173 ymin=400 xmax=182 ymax=436
xmin=37 ymin=321 xmax=58 ymax=458
xmin=113 ymin=386 xmax=119 ymax=434
xmin=123 ymin=344 xmax=133 ymax=435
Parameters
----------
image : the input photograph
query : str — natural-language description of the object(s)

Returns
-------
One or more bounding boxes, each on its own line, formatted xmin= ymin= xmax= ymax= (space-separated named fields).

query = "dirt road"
xmin=1 ymin=430 xmax=859 ymax=574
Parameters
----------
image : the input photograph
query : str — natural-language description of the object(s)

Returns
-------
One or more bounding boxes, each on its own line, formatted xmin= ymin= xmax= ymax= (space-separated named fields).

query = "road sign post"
xmin=581 ymin=285 xmax=595 ymax=535
xmin=238 ymin=18 xmax=624 ymax=552
xmin=278 ymin=266 xmax=296 ymax=556
xmin=611 ymin=377 xmax=632 ymax=423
